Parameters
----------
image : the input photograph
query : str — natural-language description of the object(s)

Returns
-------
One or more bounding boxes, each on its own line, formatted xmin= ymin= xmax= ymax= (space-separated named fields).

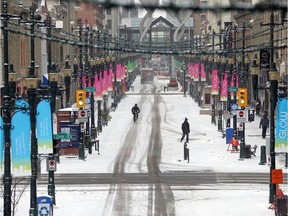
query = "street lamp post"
xmin=64 ymin=58 xmax=72 ymax=107
xmin=84 ymin=20 xmax=91 ymax=149
xmin=48 ymin=67 xmax=59 ymax=205
xmin=77 ymin=18 xmax=85 ymax=160
xmin=182 ymin=62 xmax=187 ymax=97
xmin=26 ymin=6 xmax=42 ymax=215
xmin=89 ymin=58 xmax=97 ymax=142
xmin=2 ymin=1 xmax=12 ymax=214
xmin=260 ymin=11 xmax=280 ymax=204
xmin=97 ymin=58 xmax=103 ymax=133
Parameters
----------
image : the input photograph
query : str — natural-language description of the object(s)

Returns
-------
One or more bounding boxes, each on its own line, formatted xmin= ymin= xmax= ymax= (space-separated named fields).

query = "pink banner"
xmin=194 ymin=63 xmax=199 ymax=81
xmin=200 ymin=63 xmax=206 ymax=81
xmin=211 ymin=69 xmax=219 ymax=95
xmin=220 ymin=72 xmax=228 ymax=101
xmin=191 ymin=63 xmax=194 ymax=80
xmin=108 ymin=66 xmax=113 ymax=91
xmin=102 ymin=70 xmax=108 ymax=95
xmin=82 ymin=75 xmax=86 ymax=89
xmin=116 ymin=64 xmax=121 ymax=81
xmin=95 ymin=74 xmax=102 ymax=99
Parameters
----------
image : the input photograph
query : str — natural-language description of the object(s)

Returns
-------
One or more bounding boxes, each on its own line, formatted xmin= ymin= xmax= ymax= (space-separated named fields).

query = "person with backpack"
xmin=131 ymin=104 xmax=140 ymax=122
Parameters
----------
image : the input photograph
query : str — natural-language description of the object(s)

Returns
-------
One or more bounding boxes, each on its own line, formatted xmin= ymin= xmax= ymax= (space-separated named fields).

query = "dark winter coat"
xmin=259 ymin=116 xmax=269 ymax=128
xmin=131 ymin=106 xmax=140 ymax=114
xmin=182 ymin=120 xmax=190 ymax=133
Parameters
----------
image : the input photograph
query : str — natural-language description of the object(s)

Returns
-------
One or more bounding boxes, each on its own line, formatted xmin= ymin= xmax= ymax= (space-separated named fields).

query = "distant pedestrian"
xmin=181 ymin=118 xmax=190 ymax=142
xmin=259 ymin=112 xmax=269 ymax=139
xmin=255 ymin=99 xmax=261 ymax=115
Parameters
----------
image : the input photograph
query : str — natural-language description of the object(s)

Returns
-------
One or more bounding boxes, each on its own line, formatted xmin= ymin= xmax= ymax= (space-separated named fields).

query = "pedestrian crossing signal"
xmin=237 ymin=88 xmax=248 ymax=107
xmin=76 ymin=90 xmax=86 ymax=108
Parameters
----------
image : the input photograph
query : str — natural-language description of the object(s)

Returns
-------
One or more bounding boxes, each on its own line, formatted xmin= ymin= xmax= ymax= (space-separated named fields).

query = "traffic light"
xmin=76 ymin=90 xmax=86 ymax=108
xmin=237 ymin=88 xmax=248 ymax=107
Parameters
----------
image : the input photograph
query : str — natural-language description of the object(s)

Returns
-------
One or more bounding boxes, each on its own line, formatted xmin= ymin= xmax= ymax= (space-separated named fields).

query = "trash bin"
xmin=37 ymin=195 xmax=53 ymax=216
xmin=275 ymin=195 xmax=287 ymax=216
xmin=226 ymin=128 xmax=234 ymax=144
xmin=244 ymin=145 xmax=251 ymax=159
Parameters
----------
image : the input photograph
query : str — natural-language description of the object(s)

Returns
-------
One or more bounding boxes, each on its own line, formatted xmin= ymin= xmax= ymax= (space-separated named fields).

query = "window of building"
xmin=106 ymin=8 xmax=111 ymax=15
xmin=201 ymin=14 xmax=206 ymax=24
xmin=107 ymin=20 xmax=112 ymax=29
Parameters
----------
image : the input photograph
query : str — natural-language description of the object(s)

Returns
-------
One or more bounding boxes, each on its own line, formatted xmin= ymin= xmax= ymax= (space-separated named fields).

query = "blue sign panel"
xmin=11 ymin=109 xmax=31 ymax=176
xmin=59 ymin=122 xmax=80 ymax=148
xmin=37 ymin=99 xmax=53 ymax=154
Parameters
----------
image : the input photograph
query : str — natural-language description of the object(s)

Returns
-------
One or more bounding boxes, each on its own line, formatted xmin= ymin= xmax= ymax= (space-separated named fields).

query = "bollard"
xmin=184 ymin=143 xmax=189 ymax=163
xmin=259 ymin=145 xmax=266 ymax=165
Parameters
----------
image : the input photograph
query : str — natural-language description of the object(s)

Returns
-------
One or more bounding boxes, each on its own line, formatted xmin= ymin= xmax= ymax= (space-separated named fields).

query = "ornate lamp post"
xmin=2 ymin=2 xmax=12 ymax=214
xmin=89 ymin=58 xmax=97 ymax=142
xmin=97 ymin=58 xmax=103 ymax=133
xmin=63 ymin=58 xmax=72 ymax=107
xmin=268 ymin=63 xmax=279 ymax=203
xmin=250 ymin=54 xmax=260 ymax=101
xmin=48 ymin=69 xmax=59 ymax=204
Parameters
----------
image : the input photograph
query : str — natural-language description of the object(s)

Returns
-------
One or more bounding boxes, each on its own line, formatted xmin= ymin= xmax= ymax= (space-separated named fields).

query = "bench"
xmin=250 ymin=145 xmax=257 ymax=157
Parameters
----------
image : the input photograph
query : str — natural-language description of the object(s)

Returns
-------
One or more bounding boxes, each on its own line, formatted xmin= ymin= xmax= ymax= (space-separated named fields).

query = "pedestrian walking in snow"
xmin=181 ymin=118 xmax=190 ymax=143
xmin=255 ymin=99 xmax=261 ymax=115
xmin=259 ymin=112 xmax=269 ymax=139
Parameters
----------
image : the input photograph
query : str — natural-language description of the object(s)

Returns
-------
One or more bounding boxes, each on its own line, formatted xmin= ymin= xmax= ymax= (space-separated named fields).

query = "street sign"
xmin=69 ymin=111 xmax=75 ymax=123
xmin=228 ymin=87 xmax=238 ymax=92
xmin=272 ymin=169 xmax=283 ymax=184
xmin=47 ymin=158 xmax=56 ymax=171
xmin=78 ymin=109 xmax=88 ymax=123
xmin=231 ymin=103 xmax=238 ymax=111
xmin=237 ymin=109 xmax=248 ymax=123
xmin=53 ymin=133 xmax=72 ymax=139
xmin=84 ymin=87 xmax=96 ymax=92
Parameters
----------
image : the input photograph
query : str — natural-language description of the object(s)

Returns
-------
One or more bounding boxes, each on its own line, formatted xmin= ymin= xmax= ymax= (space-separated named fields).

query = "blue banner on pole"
xmin=275 ymin=98 xmax=288 ymax=153
xmin=37 ymin=99 xmax=53 ymax=154
xmin=11 ymin=109 xmax=31 ymax=176
xmin=0 ymin=117 xmax=4 ymax=174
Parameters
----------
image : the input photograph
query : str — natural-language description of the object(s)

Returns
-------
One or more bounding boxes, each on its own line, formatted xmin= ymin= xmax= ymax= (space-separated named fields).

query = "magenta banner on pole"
xmin=194 ymin=63 xmax=199 ymax=81
xmin=191 ymin=63 xmax=194 ymax=80
xmin=116 ymin=64 xmax=121 ymax=81
xmin=220 ymin=72 xmax=228 ymax=101
xmin=82 ymin=75 xmax=86 ymax=89
xmin=200 ymin=63 xmax=206 ymax=81
xmin=108 ymin=66 xmax=113 ymax=91
xmin=211 ymin=69 xmax=219 ymax=95
xmin=95 ymin=75 xmax=102 ymax=99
